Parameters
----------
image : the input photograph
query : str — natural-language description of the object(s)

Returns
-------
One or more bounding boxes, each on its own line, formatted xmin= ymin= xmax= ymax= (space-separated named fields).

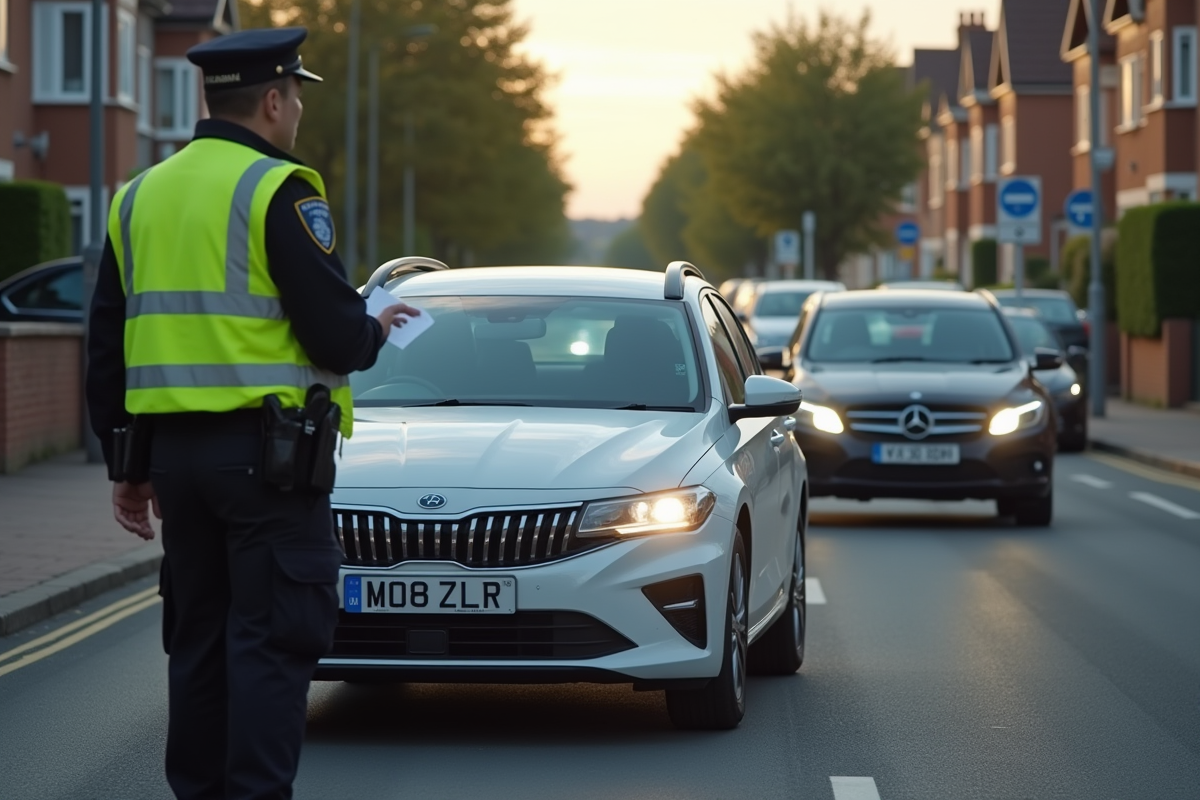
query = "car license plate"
xmin=872 ymin=443 xmax=960 ymax=465
xmin=343 ymin=575 xmax=516 ymax=614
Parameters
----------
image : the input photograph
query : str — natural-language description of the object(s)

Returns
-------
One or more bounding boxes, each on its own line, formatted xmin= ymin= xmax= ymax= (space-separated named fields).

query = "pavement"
xmin=0 ymin=396 xmax=1196 ymax=640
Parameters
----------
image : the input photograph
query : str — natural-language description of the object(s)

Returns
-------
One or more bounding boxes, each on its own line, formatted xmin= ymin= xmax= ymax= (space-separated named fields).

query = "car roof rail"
xmin=361 ymin=257 xmax=449 ymax=297
xmin=664 ymin=261 xmax=706 ymax=300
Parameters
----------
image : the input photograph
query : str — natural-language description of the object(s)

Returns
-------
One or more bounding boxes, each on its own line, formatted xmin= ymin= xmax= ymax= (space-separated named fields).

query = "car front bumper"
xmin=314 ymin=511 xmax=736 ymax=685
xmin=798 ymin=426 xmax=1054 ymax=500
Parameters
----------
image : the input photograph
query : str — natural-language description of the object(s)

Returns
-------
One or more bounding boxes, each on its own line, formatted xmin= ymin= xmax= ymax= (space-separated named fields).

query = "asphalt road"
xmin=2 ymin=452 xmax=1198 ymax=800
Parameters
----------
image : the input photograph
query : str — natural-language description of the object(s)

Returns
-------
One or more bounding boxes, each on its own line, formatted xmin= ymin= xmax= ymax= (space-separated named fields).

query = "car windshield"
xmin=1007 ymin=316 xmax=1063 ymax=355
xmin=352 ymin=295 xmax=704 ymax=410
xmin=806 ymin=307 xmax=1016 ymax=363
xmin=996 ymin=295 xmax=1077 ymax=323
xmin=755 ymin=291 xmax=813 ymax=318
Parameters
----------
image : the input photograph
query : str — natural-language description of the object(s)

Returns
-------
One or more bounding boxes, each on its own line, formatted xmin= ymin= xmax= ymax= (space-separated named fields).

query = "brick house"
xmin=936 ymin=17 xmax=993 ymax=283
xmin=987 ymin=0 xmax=1075 ymax=283
xmin=0 ymin=0 xmax=232 ymax=254
xmin=1103 ymin=0 xmax=1197 ymax=214
xmin=909 ymin=47 xmax=960 ymax=277
xmin=1061 ymin=0 xmax=1119 ymax=226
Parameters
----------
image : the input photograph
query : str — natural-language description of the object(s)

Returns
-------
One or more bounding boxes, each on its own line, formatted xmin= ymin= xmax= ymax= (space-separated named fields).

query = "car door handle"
xmin=770 ymin=431 xmax=786 ymax=447
xmin=783 ymin=416 xmax=797 ymax=432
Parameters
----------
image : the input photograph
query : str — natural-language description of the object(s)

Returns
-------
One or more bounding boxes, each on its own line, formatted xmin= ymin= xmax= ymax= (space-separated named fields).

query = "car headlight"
xmin=989 ymin=400 xmax=1045 ymax=436
xmin=577 ymin=487 xmax=716 ymax=538
xmin=798 ymin=401 xmax=844 ymax=434
xmin=1070 ymin=383 xmax=1081 ymax=396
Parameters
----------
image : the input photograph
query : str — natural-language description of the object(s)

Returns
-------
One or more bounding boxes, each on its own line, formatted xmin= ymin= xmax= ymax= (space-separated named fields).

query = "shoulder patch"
xmin=295 ymin=197 xmax=336 ymax=254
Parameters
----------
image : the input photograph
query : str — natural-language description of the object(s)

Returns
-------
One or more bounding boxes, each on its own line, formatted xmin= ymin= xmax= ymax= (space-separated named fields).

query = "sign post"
xmin=997 ymin=176 xmax=1043 ymax=299
xmin=895 ymin=221 xmax=920 ymax=279
xmin=774 ymin=229 xmax=801 ymax=280
xmin=802 ymin=212 xmax=816 ymax=280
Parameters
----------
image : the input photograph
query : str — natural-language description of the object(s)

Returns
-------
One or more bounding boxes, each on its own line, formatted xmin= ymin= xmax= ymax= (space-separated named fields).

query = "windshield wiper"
xmin=610 ymin=404 xmax=698 ymax=412
xmin=406 ymin=399 xmax=533 ymax=407
xmin=870 ymin=356 xmax=933 ymax=364
xmin=968 ymin=358 xmax=1014 ymax=364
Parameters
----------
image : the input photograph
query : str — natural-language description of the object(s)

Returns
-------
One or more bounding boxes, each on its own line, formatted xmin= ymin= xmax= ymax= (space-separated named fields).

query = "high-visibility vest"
xmin=108 ymin=137 xmax=355 ymax=437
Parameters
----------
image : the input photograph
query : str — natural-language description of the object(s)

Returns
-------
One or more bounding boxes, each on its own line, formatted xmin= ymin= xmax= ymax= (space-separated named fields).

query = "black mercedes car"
xmin=1002 ymin=307 xmax=1087 ymax=452
xmin=787 ymin=290 xmax=1058 ymax=526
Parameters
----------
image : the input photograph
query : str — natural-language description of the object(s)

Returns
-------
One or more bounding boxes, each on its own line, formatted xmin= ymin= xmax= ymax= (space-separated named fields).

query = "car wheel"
xmin=1014 ymin=490 xmax=1053 ymax=527
xmin=1059 ymin=418 xmax=1088 ymax=453
xmin=666 ymin=530 xmax=748 ymax=731
xmin=749 ymin=521 xmax=805 ymax=676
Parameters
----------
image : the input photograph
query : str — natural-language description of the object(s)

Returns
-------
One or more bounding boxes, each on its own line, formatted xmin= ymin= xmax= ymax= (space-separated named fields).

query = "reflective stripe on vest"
xmin=119 ymin=157 xmax=288 ymax=321
xmin=127 ymin=363 xmax=344 ymax=391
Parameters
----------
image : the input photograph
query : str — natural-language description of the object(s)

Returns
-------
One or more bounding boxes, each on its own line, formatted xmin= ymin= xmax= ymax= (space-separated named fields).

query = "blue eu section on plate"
xmin=344 ymin=575 xmax=363 ymax=613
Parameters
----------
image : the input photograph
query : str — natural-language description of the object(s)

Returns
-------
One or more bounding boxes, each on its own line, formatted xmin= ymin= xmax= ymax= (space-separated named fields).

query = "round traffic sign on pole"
xmin=895 ymin=221 xmax=920 ymax=246
xmin=1065 ymin=189 xmax=1094 ymax=229
xmin=999 ymin=179 xmax=1040 ymax=218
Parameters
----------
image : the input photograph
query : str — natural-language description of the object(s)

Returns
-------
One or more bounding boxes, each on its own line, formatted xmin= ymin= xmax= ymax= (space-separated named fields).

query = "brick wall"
xmin=0 ymin=323 xmax=84 ymax=473
xmin=1120 ymin=319 xmax=1195 ymax=407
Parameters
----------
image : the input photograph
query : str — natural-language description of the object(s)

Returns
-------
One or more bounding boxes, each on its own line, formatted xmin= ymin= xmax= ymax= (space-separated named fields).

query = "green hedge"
xmin=1061 ymin=229 xmax=1118 ymax=321
xmin=971 ymin=238 xmax=997 ymax=288
xmin=1116 ymin=203 xmax=1200 ymax=337
xmin=0 ymin=181 xmax=72 ymax=281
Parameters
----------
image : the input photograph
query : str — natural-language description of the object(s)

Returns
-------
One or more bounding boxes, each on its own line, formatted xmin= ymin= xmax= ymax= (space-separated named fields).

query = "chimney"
xmin=959 ymin=10 xmax=987 ymax=32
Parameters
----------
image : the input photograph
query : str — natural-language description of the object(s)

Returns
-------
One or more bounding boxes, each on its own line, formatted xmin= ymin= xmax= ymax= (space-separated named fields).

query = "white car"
xmin=316 ymin=259 xmax=809 ymax=730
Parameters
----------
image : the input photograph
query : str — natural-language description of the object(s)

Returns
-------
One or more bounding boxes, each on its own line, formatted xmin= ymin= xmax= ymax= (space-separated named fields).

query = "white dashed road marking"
xmin=830 ymin=776 xmax=882 ymax=800
xmin=1129 ymin=492 xmax=1200 ymax=520
xmin=807 ymin=578 xmax=827 ymax=605
xmin=1071 ymin=474 xmax=1113 ymax=489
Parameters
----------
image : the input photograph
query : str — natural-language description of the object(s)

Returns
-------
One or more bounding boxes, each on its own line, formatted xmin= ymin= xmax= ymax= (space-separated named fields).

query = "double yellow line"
xmin=0 ymin=586 xmax=161 ymax=679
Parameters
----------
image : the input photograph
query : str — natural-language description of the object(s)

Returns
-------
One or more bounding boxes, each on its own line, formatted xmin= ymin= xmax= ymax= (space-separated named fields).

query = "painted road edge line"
xmin=808 ymin=578 xmax=827 ymax=605
xmin=0 ymin=595 xmax=161 ymax=680
xmin=1129 ymin=492 xmax=1200 ymax=520
xmin=0 ymin=585 xmax=159 ymax=666
xmin=831 ymin=776 xmax=882 ymax=800
xmin=1071 ymin=474 xmax=1113 ymax=489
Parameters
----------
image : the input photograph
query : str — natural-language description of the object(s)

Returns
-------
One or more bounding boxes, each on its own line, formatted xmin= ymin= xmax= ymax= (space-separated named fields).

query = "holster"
xmin=110 ymin=416 xmax=154 ymax=484
xmin=262 ymin=385 xmax=341 ymax=495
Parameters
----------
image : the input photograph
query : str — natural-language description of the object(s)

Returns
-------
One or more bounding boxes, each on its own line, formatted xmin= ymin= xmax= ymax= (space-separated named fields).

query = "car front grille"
xmin=845 ymin=405 xmax=988 ymax=439
xmin=333 ymin=507 xmax=598 ymax=568
xmin=329 ymin=610 xmax=635 ymax=660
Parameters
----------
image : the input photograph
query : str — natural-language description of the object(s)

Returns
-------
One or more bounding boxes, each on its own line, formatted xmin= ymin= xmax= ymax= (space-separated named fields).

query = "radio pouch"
xmin=262 ymin=395 xmax=304 ymax=492
xmin=261 ymin=386 xmax=341 ymax=495
xmin=110 ymin=416 xmax=153 ymax=484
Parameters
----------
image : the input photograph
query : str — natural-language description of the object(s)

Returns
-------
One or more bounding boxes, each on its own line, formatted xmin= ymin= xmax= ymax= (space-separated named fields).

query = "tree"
xmin=237 ymin=0 xmax=571 ymax=268
xmin=691 ymin=11 xmax=924 ymax=278
xmin=604 ymin=225 xmax=656 ymax=269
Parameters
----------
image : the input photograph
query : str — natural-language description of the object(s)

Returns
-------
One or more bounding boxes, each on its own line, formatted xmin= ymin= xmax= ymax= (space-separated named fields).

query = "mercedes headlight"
xmin=989 ymin=400 xmax=1045 ymax=436
xmin=1070 ymin=383 xmax=1081 ymax=396
xmin=798 ymin=401 xmax=844 ymax=434
xmin=577 ymin=487 xmax=716 ymax=538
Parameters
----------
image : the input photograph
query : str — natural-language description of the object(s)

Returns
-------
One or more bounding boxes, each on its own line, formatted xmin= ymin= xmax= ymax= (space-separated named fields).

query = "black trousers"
xmin=150 ymin=412 xmax=342 ymax=800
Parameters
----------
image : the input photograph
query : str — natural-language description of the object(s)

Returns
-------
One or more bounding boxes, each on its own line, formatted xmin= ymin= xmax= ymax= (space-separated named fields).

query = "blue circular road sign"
xmin=1065 ymin=189 xmax=1094 ymax=229
xmin=896 ymin=221 xmax=920 ymax=246
xmin=999 ymin=179 xmax=1040 ymax=218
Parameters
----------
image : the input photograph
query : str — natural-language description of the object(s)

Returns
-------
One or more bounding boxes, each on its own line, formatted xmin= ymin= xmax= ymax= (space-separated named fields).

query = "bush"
xmin=971 ymin=238 xmax=997 ymax=288
xmin=1062 ymin=230 xmax=1118 ymax=320
xmin=1116 ymin=203 xmax=1200 ymax=337
xmin=0 ymin=181 xmax=72 ymax=281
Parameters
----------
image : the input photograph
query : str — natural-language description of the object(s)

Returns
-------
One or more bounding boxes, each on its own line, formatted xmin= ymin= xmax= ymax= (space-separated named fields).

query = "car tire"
xmin=749 ymin=521 xmax=805 ymax=676
xmin=1059 ymin=419 xmax=1088 ymax=453
xmin=666 ymin=530 xmax=748 ymax=731
xmin=1013 ymin=490 xmax=1053 ymax=527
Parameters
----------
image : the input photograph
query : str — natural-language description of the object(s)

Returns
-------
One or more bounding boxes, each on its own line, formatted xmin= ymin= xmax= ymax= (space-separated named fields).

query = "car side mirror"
xmin=1033 ymin=347 xmax=1064 ymax=371
xmin=756 ymin=346 xmax=790 ymax=372
xmin=729 ymin=375 xmax=801 ymax=422
xmin=1067 ymin=345 xmax=1087 ymax=359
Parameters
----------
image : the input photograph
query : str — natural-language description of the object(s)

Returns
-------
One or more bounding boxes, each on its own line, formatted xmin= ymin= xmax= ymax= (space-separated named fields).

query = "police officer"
xmin=86 ymin=27 xmax=417 ymax=800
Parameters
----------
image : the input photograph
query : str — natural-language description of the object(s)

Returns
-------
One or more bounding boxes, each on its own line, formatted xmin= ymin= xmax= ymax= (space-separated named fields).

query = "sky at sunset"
xmin=511 ymin=0 xmax=986 ymax=220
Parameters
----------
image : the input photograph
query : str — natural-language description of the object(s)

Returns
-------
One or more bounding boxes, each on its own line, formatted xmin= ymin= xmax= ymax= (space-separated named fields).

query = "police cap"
xmin=187 ymin=27 xmax=323 ymax=92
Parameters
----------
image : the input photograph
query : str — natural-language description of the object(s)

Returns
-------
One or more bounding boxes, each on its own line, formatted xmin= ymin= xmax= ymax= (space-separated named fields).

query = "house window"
xmin=137 ymin=43 xmax=152 ymax=131
xmin=970 ymin=126 xmax=984 ymax=181
xmin=117 ymin=9 xmax=135 ymax=104
xmin=1 ymin=0 xmax=10 ymax=65
xmin=1121 ymin=54 xmax=1144 ymax=128
xmin=65 ymin=188 xmax=89 ymax=255
xmin=946 ymin=138 xmax=959 ymax=189
xmin=1174 ymin=27 xmax=1197 ymax=104
xmin=960 ymin=137 xmax=971 ymax=189
xmin=33 ymin=2 xmax=105 ymax=103
xmin=1076 ymin=85 xmax=1091 ymax=147
xmin=155 ymin=58 xmax=198 ymax=139
xmin=984 ymin=124 xmax=998 ymax=179
xmin=1001 ymin=116 xmax=1016 ymax=173
xmin=1150 ymin=31 xmax=1165 ymax=105
xmin=929 ymin=143 xmax=944 ymax=207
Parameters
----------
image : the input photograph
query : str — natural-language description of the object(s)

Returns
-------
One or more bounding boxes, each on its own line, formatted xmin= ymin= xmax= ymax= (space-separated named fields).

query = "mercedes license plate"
xmin=872 ymin=443 xmax=960 ymax=465
xmin=343 ymin=575 xmax=516 ymax=614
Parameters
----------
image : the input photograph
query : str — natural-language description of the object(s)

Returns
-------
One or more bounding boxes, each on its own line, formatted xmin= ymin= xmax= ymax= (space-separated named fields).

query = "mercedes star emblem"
xmin=900 ymin=405 xmax=934 ymax=440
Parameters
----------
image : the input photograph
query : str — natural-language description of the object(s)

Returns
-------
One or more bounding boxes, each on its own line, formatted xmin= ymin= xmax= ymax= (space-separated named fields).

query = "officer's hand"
xmin=375 ymin=303 xmax=421 ymax=335
xmin=112 ymin=481 xmax=161 ymax=541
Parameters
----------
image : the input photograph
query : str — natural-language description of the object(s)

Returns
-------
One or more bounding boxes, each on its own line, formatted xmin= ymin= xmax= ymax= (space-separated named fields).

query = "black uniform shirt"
xmin=86 ymin=119 xmax=384 ymax=469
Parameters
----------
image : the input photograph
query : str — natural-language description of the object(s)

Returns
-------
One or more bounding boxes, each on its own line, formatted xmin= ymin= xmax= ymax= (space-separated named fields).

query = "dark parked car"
xmin=1002 ymin=307 xmax=1087 ymax=452
xmin=988 ymin=289 xmax=1088 ymax=351
xmin=0 ymin=258 xmax=84 ymax=323
xmin=787 ymin=290 xmax=1057 ymax=525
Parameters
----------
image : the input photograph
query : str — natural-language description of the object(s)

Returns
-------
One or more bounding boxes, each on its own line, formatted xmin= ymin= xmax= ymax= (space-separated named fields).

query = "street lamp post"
xmin=1088 ymin=0 xmax=1107 ymax=417
xmin=81 ymin=0 xmax=105 ymax=463
xmin=343 ymin=0 xmax=361 ymax=276
xmin=366 ymin=45 xmax=380 ymax=271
